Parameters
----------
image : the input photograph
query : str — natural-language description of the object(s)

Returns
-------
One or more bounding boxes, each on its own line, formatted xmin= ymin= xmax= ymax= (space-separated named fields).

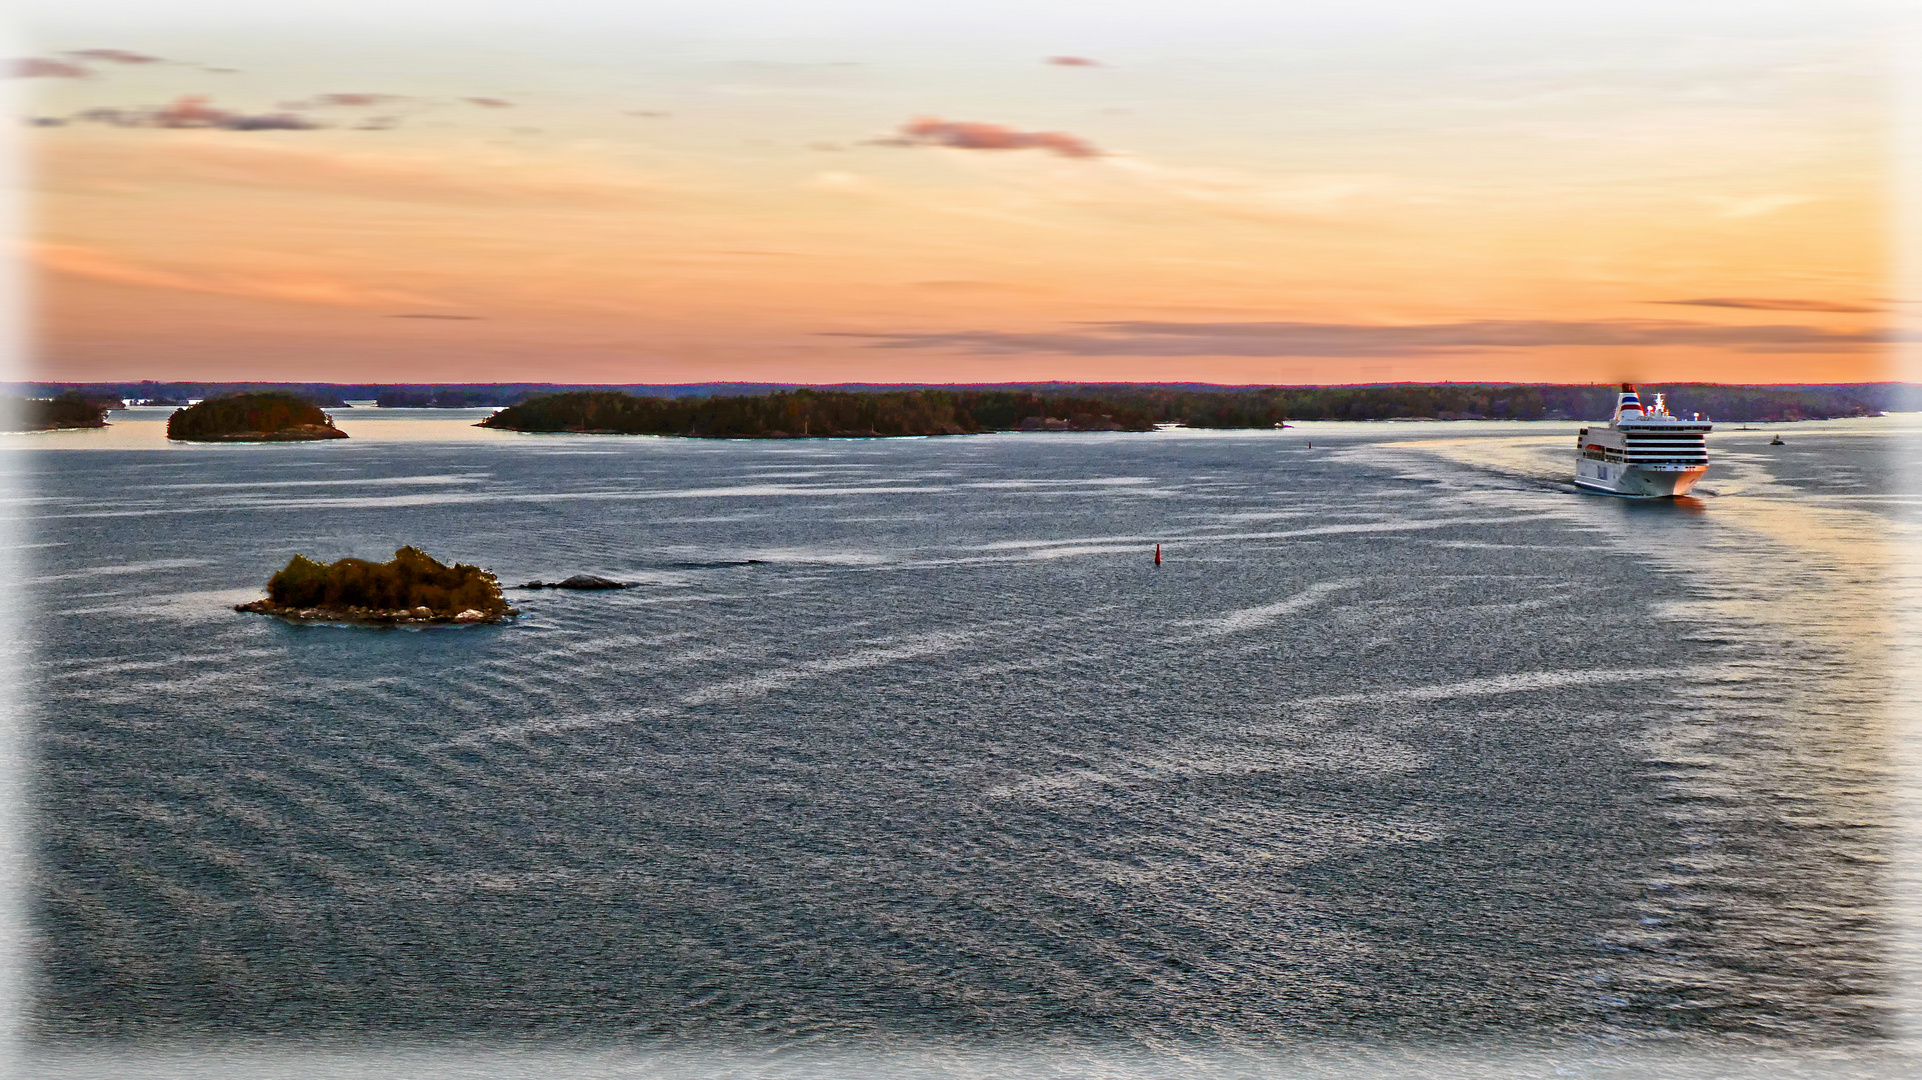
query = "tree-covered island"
xmin=236 ymin=547 xmax=516 ymax=625
xmin=479 ymin=388 xmax=1155 ymax=437
xmin=167 ymin=392 xmax=349 ymax=442
xmin=473 ymin=382 xmax=1888 ymax=437
xmin=2 ymin=393 xmax=116 ymax=431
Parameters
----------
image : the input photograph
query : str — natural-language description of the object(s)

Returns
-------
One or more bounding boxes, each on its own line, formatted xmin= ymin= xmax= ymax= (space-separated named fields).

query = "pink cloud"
xmin=310 ymin=93 xmax=407 ymax=107
xmin=74 ymin=96 xmax=322 ymax=131
xmin=156 ymin=95 xmax=236 ymax=127
xmin=896 ymin=116 xmax=1102 ymax=158
xmin=10 ymin=58 xmax=90 ymax=79
xmin=465 ymin=97 xmax=515 ymax=108
xmin=67 ymin=48 xmax=164 ymax=64
xmin=1046 ymin=56 xmax=1101 ymax=67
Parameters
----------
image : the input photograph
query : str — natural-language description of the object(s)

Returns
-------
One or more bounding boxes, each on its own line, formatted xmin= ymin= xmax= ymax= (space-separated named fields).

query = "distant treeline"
xmin=16 ymin=382 xmax=1914 ymax=424
xmin=13 ymin=381 xmax=794 ymax=409
xmin=377 ymin=387 xmax=529 ymax=408
xmin=1091 ymin=383 xmax=1894 ymax=424
xmin=17 ymin=381 xmax=366 ymax=408
xmin=481 ymin=389 xmax=1155 ymax=437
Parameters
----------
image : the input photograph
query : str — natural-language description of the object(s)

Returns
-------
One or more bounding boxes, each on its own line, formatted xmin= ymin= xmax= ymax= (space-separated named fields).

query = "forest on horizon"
xmin=11 ymin=381 xmax=1910 ymax=425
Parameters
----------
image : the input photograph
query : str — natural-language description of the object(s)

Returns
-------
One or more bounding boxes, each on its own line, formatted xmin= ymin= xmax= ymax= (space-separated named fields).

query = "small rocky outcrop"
xmin=168 ymin=392 xmax=348 ymax=442
xmin=236 ymin=546 xmax=514 ymax=625
xmin=518 ymin=574 xmax=632 ymax=590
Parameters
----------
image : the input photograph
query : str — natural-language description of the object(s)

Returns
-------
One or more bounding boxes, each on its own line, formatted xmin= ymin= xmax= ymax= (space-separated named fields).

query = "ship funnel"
xmin=1612 ymin=383 xmax=1644 ymax=422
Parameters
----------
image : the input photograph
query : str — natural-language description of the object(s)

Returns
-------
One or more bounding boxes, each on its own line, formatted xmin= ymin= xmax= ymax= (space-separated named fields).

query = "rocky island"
xmin=167 ymin=392 xmax=348 ymax=442
xmin=479 ymin=388 xmax=1154 ymax=438
xmin=236 ymin=546 xmax=516 ymax=625
xmin=519 ymin=574 xmax=632 ymax=590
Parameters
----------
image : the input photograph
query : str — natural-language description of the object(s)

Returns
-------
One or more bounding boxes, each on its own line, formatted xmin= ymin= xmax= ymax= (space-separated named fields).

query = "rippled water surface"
xmin=22 ymin=411 xmax=1921 ymax=1071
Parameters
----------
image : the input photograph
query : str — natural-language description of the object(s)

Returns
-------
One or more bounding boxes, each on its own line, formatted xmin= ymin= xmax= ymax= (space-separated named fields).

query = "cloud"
xmin=892 ymin=116 xmax=1102 ymax=158
xmin=12 ymin=49 xmax=177 ymax=78
xmin=1075 ymin=156 xmax=1388 ymax=223
xmin=465 ymin=97 xmax=515 ymax=108
xmin=150 ymin=96 xmax=231 ymax=126
xmin=66 ymin=49 xmax=164 ymax=65
xmin=34 ymin=243 xmax=442 ymax=307
xmin=1652 ymin=297 xmax=1879 ymax=314
xmin=1046 ymin=56 xmax=1102 ymax=67
xmin=1702 ymin=194 xmax=1814 ymax=219
xmin=808 ymin=170 xmax=876 ymax=194
xmin=70 ymin=96 xmax=321 ymax=130
xmin=833 ymin=319 xmax=1900 ymax=357
xmin=909 ymin=280 xmax=1041 ymax=293
xmin=43 ymin=137 xmax=664 ymax=207
xmin=10 ymin=58 xmax=90 ymax=79
xmin=292 ymin=93 xmax=408 ymax=108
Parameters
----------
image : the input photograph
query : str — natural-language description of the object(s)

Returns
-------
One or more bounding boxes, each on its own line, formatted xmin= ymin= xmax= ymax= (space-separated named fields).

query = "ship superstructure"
xmin=1573 ymin=384 xmax=1710 ymax=497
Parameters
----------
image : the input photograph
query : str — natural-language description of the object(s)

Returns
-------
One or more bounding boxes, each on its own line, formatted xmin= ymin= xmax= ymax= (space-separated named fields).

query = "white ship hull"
xmin=1573 ymin=386 xmax=1711 ymax=498
xmin=1572 ymin=459 xmax=1707 ymax=498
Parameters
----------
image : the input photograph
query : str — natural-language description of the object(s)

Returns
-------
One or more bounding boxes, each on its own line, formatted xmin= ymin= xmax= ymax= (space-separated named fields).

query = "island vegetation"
xmin=235 ymin=546 xmax=516 ymax=625
xmin=166 ymin=392 xmax=349 ymax=442
xmin=377 ymin=386 xmax=534 ymax=408
xmin=473 ymin=384 xmax=1891 ymax=435
xmin=1086 ymin=383 xmax=1884 ymax=424
xmin=3 ymin=393 xmax=115 ymax=431
xmin=21 ymin=380 xmax=1907 ymax=426
xmin=15 ymin=381 xmax=357 ymax=407
xmin=479 ymin=388 xmax=1155 ymax=437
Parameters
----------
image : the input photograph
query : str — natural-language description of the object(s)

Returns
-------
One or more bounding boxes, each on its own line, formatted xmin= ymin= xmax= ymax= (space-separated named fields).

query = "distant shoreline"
xmin=19 ymin=381 xmax=1901 ymax=425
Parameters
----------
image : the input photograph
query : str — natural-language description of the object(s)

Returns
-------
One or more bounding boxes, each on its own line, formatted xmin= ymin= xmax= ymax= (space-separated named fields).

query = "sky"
xmin=11 ymin=0 xmax=1906 ymax=385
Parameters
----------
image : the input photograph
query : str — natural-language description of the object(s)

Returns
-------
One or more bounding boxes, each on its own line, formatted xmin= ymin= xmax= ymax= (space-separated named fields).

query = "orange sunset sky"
xmin=14 ymin=0 xmax=1903 ymax=385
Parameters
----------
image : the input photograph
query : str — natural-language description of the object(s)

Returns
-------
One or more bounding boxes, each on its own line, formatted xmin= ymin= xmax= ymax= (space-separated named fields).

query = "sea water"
xmin=16 ymin=409 xmax=1921 ymax=1076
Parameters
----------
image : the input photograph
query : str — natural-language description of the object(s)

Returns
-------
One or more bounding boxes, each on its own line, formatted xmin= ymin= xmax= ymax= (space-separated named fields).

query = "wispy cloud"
xmin=1081 ymin=157 xmax=1388 ymax=222
xmin=43 ymin=137 xmax=666 ymax=208
xmin=888 ymin=116 xmax=1102 ymax=158
xmin=10 ymin=58 xmax=90 ymax=79
xmin=285 ymin=93 xmax=409 ymax=108
xmin=34 ymin=244 xmax=440 ymax=307
xmin=65 ymin=48 xmax=164 ymax=65
xmin=465 ymin=97 xmax=515 ymax=108
xmin=909 ymin=280 xmax=1043 ymax=293
xmin=13 ymin=49 xmax=183 ymax=78
xmin=1651 ymin=297 xmax=1879 ymax=313
xmin=71 ymin=96 xmax=320 ymax=130
xmin=834 ymin=319 xmax=1898 ymax=357
xmin=1702 ymin=193 xmax=1814 ymax=219
xmin=1046 ymin=56 xmax=1102 ymax=67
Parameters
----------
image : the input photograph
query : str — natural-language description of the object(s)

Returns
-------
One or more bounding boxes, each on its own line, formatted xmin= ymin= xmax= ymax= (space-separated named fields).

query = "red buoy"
xmin=1154 ymin=543 xmax=1161 ymax=566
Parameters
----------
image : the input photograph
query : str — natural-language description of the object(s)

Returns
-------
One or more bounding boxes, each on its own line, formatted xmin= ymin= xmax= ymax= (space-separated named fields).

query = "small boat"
xmin=1769 ymin=435 xmax=1785 ymax=446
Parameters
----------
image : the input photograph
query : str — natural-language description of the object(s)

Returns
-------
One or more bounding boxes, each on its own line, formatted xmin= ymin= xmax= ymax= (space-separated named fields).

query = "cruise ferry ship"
xmin=1573 ymin=385 xmax=1710 ymax=497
